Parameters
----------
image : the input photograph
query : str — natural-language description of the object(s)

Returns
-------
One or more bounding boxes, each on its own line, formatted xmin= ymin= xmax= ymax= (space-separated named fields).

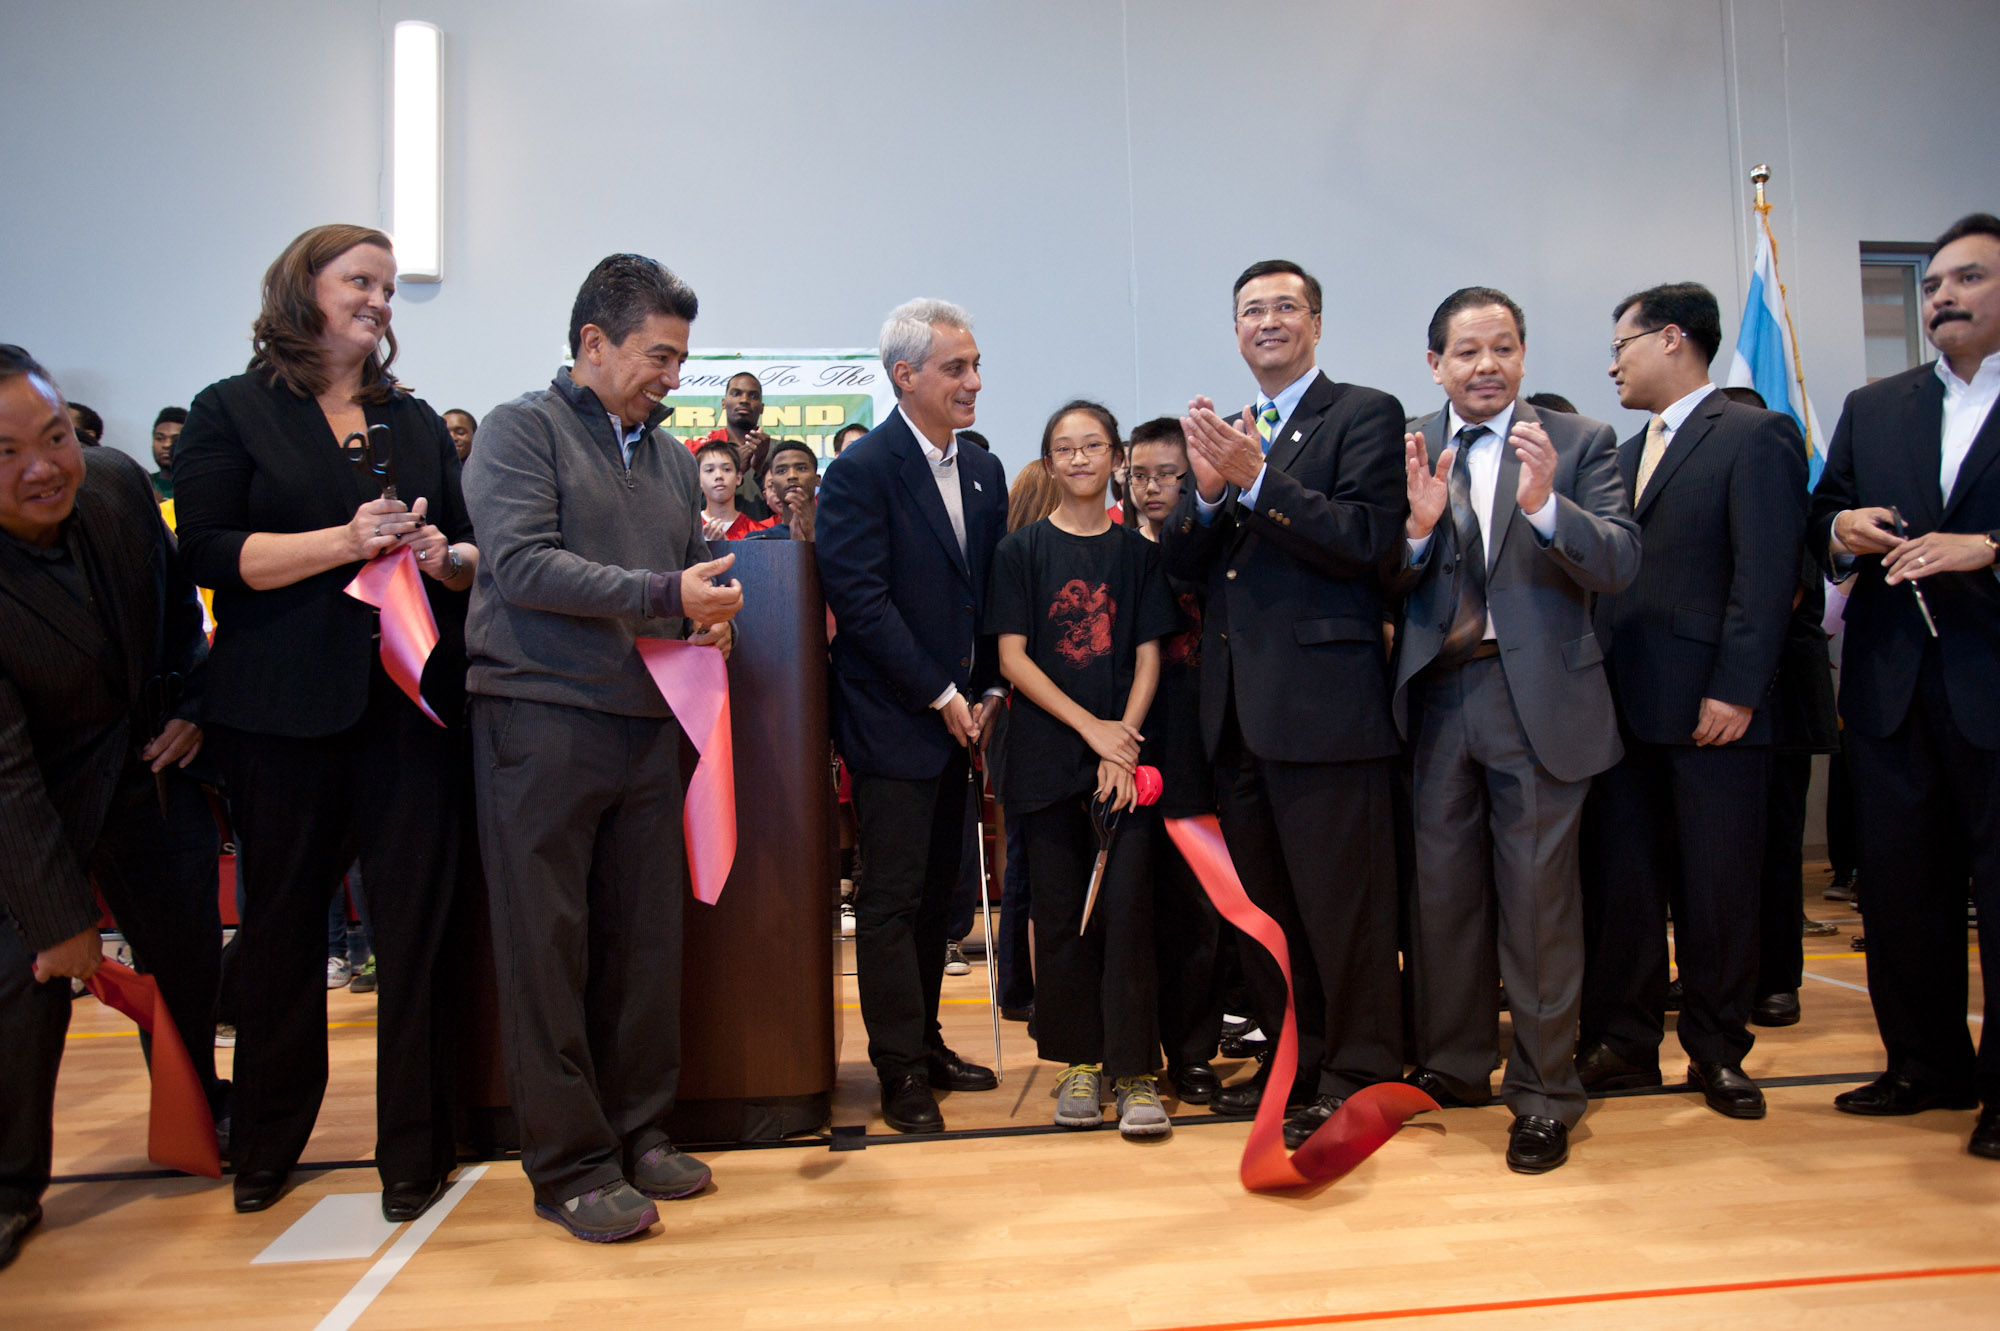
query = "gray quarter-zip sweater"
xmin=462 ymin=368 xmax=710 ymax=717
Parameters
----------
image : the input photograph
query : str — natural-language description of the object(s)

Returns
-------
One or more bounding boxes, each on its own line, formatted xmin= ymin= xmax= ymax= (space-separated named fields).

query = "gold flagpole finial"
xmin=1750 ymin=164 xmax=1771 ymax=214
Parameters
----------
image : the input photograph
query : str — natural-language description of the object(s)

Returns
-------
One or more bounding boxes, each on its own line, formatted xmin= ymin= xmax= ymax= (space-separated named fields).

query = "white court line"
xmin=1801 ymin=971 xmax=1982 ymax=1023
xmin=312 ymin=1164 xmax=487 ymax=1331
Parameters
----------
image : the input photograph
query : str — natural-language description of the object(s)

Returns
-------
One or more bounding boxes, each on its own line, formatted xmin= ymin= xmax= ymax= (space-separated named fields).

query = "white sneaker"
xmin=840 ymin=903 xmax=856 ymax=938
xmin=326 ymin=956 xmax=352 ymax=988
xmin=215 ymin=1024 xmax=237 ymax=1048
xmin=944 ymin=944 xmax=971 ymax=976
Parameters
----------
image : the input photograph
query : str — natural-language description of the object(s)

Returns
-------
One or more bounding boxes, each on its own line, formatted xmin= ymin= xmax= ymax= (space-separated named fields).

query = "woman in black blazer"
xmin=176 ymin=224 xmax=477 ymax=1221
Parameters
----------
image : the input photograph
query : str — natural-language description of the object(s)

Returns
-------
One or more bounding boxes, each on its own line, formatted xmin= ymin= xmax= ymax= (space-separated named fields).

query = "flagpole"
xmin=1749 ymin=164 xmax=1817 ymax=457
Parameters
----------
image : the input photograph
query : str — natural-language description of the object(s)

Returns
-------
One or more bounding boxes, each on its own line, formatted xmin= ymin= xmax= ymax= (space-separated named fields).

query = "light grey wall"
xmin=5 ymin=0 xmax=1996 ymax=471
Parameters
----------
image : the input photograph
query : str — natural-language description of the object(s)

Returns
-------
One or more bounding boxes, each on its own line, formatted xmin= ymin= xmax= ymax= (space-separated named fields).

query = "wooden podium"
xmin=456 ymin=539 xmax=840 ymax=1151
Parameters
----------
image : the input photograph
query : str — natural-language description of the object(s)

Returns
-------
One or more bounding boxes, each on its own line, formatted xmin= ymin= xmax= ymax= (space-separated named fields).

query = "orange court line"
xmin=1149 ymin=1263 xmax=2000 ymax=1330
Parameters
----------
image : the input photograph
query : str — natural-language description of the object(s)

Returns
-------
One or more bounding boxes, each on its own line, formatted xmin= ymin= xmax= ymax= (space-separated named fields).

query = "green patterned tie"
xmin=1257 ymin=402 xmax=1281 ymax=451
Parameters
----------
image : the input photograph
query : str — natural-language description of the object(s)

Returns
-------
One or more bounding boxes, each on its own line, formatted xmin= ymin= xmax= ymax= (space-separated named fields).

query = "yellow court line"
xmin=68 ymin=1019 xmax=377 ymax=1041
xmin=1801 ymin=946 xmax=1977 ymax=962
xmin=838 ymin=998 xmax=995 ymax=1011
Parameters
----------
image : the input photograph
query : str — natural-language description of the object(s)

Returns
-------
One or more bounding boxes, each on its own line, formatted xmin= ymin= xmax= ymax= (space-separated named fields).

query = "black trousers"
xmin=997 ymin=813 xmax=1035 ymax=1011
xmin=852 ymin=750 xmax=970 ymax=1081
xmin=472 ymin=696 xmax=688 ymax=1205
xmin=1 ymin=764 xmax=223 ymax=1216
xmin=1756 ymin=752 xmax=1814 ymax=997
xmin=211 ymin=667 xmax=463 ymax=1185
xmin=1581 ymin=738 xmax=1770 ymax=1068
xmin=1215 ymin=717 xmax=1402 ymax=1098
xmin=1148 ymin=818 xmax=1225 ymax=1069
xmin=1018 ymin=800 xmax=1158 ymax=1078
xmin=1847 ymin=647 xmax=2000 ymax=1104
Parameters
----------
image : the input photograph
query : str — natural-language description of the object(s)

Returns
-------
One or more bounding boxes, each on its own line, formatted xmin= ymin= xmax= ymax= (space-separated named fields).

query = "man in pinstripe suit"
xmin=0 ymin=346 xmax=221 ymax=1269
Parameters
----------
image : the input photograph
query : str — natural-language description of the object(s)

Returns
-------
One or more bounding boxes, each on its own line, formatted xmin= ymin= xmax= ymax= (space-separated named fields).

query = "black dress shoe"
xmin=1168 ymin=1061 xmax=1221 ymax=1104
xmin=1663 ymin=979 xmax=1683 ymax=1011
xmin=233 ymin=1168 xmax=291 ymax=1213
xmin=0 ymin=1205 xmax=41 ymax=1271
xmin=382 ymin=1175 xmax=449 ymax=1223
xmin=1575 ymin=1040 xmax=1663 ymax=1092
xmin=1218 ymin=1017 xmax=1269 ymax=1059
xmin=1000 ymin=1003 xmax=1034 ymax=1024
xmin=1210 ymin=1053 xmax=1271 ymax=1115
xmin=1404 ymin=1068 xmax=1473 ymax=1108
xmin=1686 ymin=1061 xmax=1766 ymax=1119
xmin=881 ymin=1073 xmax=944 ymax=1133
xmin=1751 ymin=991 xmax=1801 ymax=1027
xmin=1506 ymin=1115 xmax=1569 ymax=1173
xmin=1970 ymin=1108 xmax=2000 ymax=1160
xmin=1833 ymin=1071 xmax=1979 ymax=1116
xmin=1281 ymin=1094 xmax=1346 ymax=1149
xmin=926 ymin=1047 xmax=997 ymax=1091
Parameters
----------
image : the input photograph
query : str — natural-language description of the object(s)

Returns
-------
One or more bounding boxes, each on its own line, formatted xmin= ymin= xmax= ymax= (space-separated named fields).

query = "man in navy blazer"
xmin=1579 ymin=283 xmax=1807 ymax=1121
xmin=1810 ymin=213 xmax=2000 ymax=1160
xmin=815 ymin=299 xmax=1008 ymax=1133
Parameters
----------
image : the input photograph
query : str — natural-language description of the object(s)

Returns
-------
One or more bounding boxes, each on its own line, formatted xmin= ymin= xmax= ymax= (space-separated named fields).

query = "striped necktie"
xmin=1634 ymin=414 xmax=1668 ymax=501
xmin=1256 ymin=402 xmax=1281 ymax=451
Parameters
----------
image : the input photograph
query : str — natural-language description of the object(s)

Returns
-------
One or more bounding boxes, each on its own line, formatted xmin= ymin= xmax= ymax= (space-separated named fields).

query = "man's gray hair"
xmin=879 ymin=298 xmax=973 ymax=394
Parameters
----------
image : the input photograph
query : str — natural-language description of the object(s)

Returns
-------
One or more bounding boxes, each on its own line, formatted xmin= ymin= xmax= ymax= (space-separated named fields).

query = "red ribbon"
xmin=1162 ymin=815 xmax=1436 ymax=1191
xmin=636 ymin=638 xmax=736 ymax=904
xmin=82 ymin=960 xmax=221 ymax=1179
xmin=344 ymin=546 xmax=443 ymax=726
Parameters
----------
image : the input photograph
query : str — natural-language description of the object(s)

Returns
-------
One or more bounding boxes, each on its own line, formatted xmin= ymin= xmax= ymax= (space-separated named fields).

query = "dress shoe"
xmin=233 ymin=1168 xmax=291 ymax=1213
xmin=881 ymin=1072 xmax=944 ymax=1133
xmin=1505 ymin=1115 xmax=1569 ymax=1173
xmin=1833 ymin=1071 xmax=1978 ymax=1116
xmin=926 ymin=1047 xmax=998 ymax=1092
xmin=1575 ymin=1040 xmax=1662 ymax=1092
xmin=1751 ymin=991 xmax=1801 ymax=1027
xmin=1969 ymin=1108 xmax=2000 ymax=1161
xmin=1000 ymin=1003 xmax=1034 ymax=1024
xmin=1404 ymin=1068 xmax=1472 ymax=1108
xmin=1210 ymin=1053 xmax=1271 ymax=1115
xmin=1663 ymin=979 xmax=1683 ymax=1011
xmin=1686 ymin=1061 xmax=1766 ymax=1119
xmin=1281 ymin=1094 xmax=1346 ymax=1149
xmin=1168 ymin=1061 xmax=1221 ymax=1104
xmin=1218 ymin=1017 xmax=1269 ymax=1059
xmin=382 ymin=1175 xmax=449 ymax=1223
xmin=0 ymin=1205 xmax=41 ymax=1271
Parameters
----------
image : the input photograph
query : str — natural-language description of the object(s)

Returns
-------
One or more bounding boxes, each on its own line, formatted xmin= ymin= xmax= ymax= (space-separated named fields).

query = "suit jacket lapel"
xmin=1633 ymin=389 xmax=1720 ymax=521
xmin=1901 ymin=371 xmax=1946 ymax=529
xmin=69 ymin=479 xmax=146 ymax=699
xmin=1486 ymin=402 xmax=1528 ymax=570
xmin=1618 ymin=423 xmax=1642 ymax=503
xmin=1264 ymin=371 xmax=1332 ymax=478
xmin=0 ymin=523 xmax=114 ymax=671
xmin=891 ymin=414 xmax=971 ymax=585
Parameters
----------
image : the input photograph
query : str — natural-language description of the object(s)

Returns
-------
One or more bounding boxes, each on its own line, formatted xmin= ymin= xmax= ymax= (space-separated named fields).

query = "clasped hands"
xmin=1402 ymin=421 xmax=1558 ymax=539
xmin=1834 ymin=507 xmax=1996 ymax=583
xmin=1083 ymin=716 xmax=1143 ymax=813
xmin=345 ymin=496 xmax=459 ymax=582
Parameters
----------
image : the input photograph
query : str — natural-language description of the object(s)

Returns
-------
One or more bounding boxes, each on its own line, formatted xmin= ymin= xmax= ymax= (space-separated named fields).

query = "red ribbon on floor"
xmin=1162 ymin=815 xmax=1437 ymax=1191
xmin=636 ymin=638 xmax=736 ymax=904
xmin=344 ymin=546 xmax=443 ymax=726
xmin=82 ymin=960 xmax=221 ymax=1179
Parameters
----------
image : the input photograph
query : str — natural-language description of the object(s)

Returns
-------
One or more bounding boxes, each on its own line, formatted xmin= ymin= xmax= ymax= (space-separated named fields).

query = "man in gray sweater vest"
xmin=463 ymin=254 xmax=742 ymax=1243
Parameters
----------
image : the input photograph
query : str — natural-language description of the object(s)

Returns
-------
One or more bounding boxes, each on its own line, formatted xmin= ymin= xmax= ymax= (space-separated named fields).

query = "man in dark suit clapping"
xmin=815 ymin=299 xmax=1008 ymax=1134
xmin=1578 ymin=283 xmax=1807 ymax=1120
xmin=1393 ymin=289 xmax=1640 ymax=1173
xmin=0 ymin=346 xmax=222 ymax=1269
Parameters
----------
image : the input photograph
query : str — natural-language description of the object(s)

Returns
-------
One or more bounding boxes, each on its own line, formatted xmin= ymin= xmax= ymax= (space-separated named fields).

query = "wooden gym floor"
xmin=7 ymin=865 xmax=1996 ymax=1329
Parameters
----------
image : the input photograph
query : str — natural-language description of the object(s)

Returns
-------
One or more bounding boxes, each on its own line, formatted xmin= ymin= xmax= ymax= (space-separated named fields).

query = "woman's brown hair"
xmin=248 ymin=223 xmax=403 ymax=403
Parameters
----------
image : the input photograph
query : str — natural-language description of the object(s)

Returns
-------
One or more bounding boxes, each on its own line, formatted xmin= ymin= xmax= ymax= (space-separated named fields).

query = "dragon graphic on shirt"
xmin=1163 ymin=589 xmax=1203 ymax=667
xmin=1048 ymin=579 xmax=1116 ymax=667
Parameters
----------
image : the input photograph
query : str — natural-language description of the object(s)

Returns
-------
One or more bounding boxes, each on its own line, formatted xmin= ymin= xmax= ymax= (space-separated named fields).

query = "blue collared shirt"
xmin=1195 ymin=364 xmax=1320 ymax=522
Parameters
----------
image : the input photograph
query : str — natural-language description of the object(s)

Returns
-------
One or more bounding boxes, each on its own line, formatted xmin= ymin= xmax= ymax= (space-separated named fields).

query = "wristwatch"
xmin=442 ymin=545 xmax=463 ymax=578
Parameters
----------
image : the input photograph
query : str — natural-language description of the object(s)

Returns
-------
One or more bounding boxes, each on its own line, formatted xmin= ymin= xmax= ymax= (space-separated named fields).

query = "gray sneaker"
xmin=1115 ymin=1076 xmax=1172 ymax=1138
xmin=534 ymin=1181 xmax=659 ymax=1242
xmin=1053 ymin=1063 xmax=1103 ymax=1129
xmin=630 ymin=1143 xmax=711 ymax=1200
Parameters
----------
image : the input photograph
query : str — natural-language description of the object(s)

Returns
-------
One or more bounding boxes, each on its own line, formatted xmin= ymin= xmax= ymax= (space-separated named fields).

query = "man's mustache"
xmin=1930 ymin=308 xmax=1974 ymax=332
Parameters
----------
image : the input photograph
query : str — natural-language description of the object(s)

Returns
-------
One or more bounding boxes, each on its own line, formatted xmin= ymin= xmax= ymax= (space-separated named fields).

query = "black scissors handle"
xmin=341 ymin=423 xmax=397 ymax=500
xmin=141 ymin=670 xmax=184 ymax=734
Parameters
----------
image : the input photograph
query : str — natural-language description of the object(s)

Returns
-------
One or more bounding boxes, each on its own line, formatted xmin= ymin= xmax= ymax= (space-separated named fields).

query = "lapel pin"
xmin=1292 ymin=430 xmax=1302 ymax=441
xmin=973 ymin=480 xmax=982 ymax=491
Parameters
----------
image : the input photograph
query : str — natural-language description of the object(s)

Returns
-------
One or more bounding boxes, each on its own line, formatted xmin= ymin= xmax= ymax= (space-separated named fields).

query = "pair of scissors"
xmin=1889 ymin=505 xmax=1939 ymax=638
xmin=340 ymin=423 xmax=397 ymax=500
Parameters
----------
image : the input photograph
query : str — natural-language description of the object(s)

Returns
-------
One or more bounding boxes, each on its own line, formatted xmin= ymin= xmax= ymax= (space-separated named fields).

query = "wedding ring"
xmin=1917 ymin=555 xmax=1927 ymax=565
xmin=373 ymin=525 xmax=381 ymax=536
xmin=418 ymin=549 xmax=429 ymax=561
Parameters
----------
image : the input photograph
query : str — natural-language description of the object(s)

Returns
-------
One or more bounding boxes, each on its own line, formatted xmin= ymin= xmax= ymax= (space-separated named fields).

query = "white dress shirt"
xmin=898 ymin=406 xmax=998 ymax=711
xmin=1939 ymin=349 xmax=2000 ymax=502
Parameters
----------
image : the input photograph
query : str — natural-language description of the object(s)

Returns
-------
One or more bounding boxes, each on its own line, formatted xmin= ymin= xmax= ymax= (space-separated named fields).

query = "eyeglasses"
xmin=1610 ymin=326 xmax=1670 ymax=361
xmin=1236 ymin=300 xmax=1317 ymax=324
xmin=1128 ymin=468 xmax=1184 ymax=491
xmin=1048 ymin=441 xmax=1112 ymax=461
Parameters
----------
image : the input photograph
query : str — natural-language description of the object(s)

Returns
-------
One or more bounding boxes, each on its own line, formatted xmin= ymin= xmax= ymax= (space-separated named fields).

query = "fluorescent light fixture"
xmin=392 ymin=20 xmax=442 ymax=282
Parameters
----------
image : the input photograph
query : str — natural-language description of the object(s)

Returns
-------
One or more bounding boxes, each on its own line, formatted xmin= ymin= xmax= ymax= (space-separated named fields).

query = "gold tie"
xmin=1634 ymin=414 xmax=1668 ymax=501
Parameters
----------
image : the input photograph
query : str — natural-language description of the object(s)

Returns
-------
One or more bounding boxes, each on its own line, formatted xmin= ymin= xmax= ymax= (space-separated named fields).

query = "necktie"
xmin=1436 ymin=425 xmax=1490 ymax=667
xmin=1634 ymin=414 xmax=1668 ymax=502
xmin=1256 ymin=402 xmax=1281 ymax=451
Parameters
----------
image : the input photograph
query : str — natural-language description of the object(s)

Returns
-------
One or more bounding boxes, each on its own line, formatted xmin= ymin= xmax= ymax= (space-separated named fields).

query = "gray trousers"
xmin=1405 ymin=656 xmax=1590 ymax=1127
xmin=472 ymin=696 xmax=686 ymax=1205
